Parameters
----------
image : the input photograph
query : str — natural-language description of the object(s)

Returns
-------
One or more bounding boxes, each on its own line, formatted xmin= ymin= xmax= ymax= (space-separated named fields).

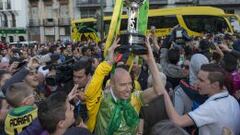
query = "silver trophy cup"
xmin=117 ymin=0 xmax=147 ymax=55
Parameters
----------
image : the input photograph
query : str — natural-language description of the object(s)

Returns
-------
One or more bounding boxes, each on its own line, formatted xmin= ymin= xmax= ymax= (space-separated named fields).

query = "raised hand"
xmin=140 ymin=35 xmax=154 ymax=62
xmin=107 ymin=37 xmax=120 ymax=64
xmin=68 ymin=84 xmax=79 ymax=102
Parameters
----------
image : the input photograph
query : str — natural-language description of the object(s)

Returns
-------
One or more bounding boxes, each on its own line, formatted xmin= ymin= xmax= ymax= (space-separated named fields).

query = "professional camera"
xmin=115 ymin=32 xmax=148 ymax=55
xmin=44 ymin=58 xmax=74 ymax=85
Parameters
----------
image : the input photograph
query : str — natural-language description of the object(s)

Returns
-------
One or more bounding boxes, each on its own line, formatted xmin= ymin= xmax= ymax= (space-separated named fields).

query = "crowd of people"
xmin=0 ymin=25 xmax=239 ymax=135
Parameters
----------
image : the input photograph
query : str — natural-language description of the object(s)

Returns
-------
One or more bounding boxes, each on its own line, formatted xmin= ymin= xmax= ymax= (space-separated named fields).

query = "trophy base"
xmin=116 ymin=32 xmax=148 ymax=55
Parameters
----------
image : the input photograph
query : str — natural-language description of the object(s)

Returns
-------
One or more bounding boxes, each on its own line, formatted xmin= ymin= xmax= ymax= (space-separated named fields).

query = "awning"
xmin=0 ymin=28 xmax=26 ymax=35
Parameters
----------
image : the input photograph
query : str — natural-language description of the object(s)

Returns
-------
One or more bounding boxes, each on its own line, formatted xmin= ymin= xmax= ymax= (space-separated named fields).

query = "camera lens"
xmin=46 ymin=76 xmax=57 ymax=86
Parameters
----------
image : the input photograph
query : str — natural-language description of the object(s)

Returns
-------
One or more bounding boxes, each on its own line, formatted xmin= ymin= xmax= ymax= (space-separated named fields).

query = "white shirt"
xmin=188 ymin=91 xmax=240 ymax=135
xmin=1 ymin=56 xmax=9 ymax=63
xmin=231 ymin=20 xmax=240 ymax=33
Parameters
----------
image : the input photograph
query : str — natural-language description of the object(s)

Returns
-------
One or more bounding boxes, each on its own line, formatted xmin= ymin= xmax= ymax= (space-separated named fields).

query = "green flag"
xmin=137 ymin=0 xmax=149 ymax=35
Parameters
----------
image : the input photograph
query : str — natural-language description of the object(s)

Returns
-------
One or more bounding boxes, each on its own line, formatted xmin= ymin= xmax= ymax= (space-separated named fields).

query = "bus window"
xmin=148 ymin=16 xmax=179 ymax=29
xmin=183 ymin=15 xmax=229 ymax=33
xmin=104 ymin=19 xmax=128 ymax=32
xmin=76 ymin=22 xmax=97 ymax=33
xmin=120 ymin=19 xmax=128 ymax=31
xmin=104 ymin=20 xmax=111 ymax=32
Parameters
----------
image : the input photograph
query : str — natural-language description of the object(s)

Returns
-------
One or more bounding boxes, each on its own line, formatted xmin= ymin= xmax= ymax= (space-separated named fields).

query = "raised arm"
xmin=84 ymin=38 xmax=119 ymax=132
xmin=141 ymin=36 xmax=165 ymax=104
xmin=84 ymin=38 xmax=119 ymax=99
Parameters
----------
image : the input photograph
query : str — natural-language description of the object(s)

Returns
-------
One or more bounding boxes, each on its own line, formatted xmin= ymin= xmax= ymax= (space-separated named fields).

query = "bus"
xmin=71 ymin=6 xmax=234 ymax=42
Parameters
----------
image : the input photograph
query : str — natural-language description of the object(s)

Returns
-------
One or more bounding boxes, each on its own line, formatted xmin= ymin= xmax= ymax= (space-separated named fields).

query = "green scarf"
xmin=107 ymin=98 xmax=139 ymax=135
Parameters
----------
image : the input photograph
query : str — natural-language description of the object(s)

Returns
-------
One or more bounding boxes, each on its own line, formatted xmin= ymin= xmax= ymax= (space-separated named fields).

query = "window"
xmin=31 ymin=7 xmax=39 ymax=19
xmin=183 ymin=15 xmax=229 ymax=33
xmin=3 ymin=13 xmax=7 ymax=27
xmin=148 ymin=16 xmax=179 ymax=29
xmin=0 ymin=0 xmax=3 ymax=10
xmin=46 ymin=6 xmax=53 ymax=18
xmin=11 ymin=12 xmax=16 ymax=27
xmin=80 ymin=9 xmax=96 ymax=18
xmin=225 ymin=9 xmax=235 ymax=14
xmin=1 ymin=36 xmax=6 ymax=42
xmin=6 ymin=0 xmax=11 ymax=9
xmin=9 ymin=36 xmax=14 ymax=42
xmin=19 ymin=36 xmax=25 ymax=42
xmin=60 ymin=5 xmax=69 ymax=18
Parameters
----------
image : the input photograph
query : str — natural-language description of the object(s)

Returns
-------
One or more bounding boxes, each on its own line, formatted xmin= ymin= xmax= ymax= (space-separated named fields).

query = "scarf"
xmin=107 ymin=97 xmax=139 ymax=135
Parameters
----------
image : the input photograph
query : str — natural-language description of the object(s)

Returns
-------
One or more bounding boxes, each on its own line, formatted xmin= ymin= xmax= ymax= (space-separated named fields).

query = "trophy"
xmin=117 ymin=0 xmax=148 ymax=55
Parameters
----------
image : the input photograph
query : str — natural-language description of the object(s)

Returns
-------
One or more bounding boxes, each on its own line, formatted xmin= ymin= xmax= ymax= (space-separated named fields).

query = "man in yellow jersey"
xmin=84 ymin=37 xmax=165 ymax=134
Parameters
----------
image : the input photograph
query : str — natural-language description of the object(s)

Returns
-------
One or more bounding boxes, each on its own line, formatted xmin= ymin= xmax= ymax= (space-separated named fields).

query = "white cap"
xmin=38 ymin=65 xmax=49 ymax=78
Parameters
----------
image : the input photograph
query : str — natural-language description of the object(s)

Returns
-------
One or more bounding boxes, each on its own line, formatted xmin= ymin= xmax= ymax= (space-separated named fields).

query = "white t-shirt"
xmin=231 ymin=20 xmax=240 ymax=33
xmin=188 ymin=91 xmax=240 ymax=135
xmin=1 ymin=56 xmax=9 ymax=63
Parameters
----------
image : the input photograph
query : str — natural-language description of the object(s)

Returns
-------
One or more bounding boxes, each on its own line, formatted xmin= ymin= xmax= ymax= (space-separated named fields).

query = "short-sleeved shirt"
xmin=5 ymin=106 xmax=38 ymax=135
xmin=188 ymin=91 xmax=240 ymax=135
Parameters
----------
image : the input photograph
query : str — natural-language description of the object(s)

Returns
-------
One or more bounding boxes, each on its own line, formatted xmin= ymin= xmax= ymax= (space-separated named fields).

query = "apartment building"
xmin=28 ymin=0 xmax=73 ymax=43
xmin=0 ymin=0 xmax=28 ymax=43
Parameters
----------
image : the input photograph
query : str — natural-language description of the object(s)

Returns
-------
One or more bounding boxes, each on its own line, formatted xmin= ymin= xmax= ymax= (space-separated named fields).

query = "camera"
xmin=44 ymin=58 xmax=74 ymax=85
xmin=115 ymin=32 xmax=148 ymax=55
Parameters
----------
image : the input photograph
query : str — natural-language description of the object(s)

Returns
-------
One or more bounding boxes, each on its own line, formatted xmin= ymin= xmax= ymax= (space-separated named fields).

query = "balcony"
xmin=29 ymin=19 xmax=40 ymax=26
xmin=43 ymin=18 xmax=55 ymax=26
xmin=76 ymin=0 xmax=106 ymax=8
xmin=58 ymin=18 xmax=70 ymax=26
xmin=198 ymin=0 xmax=240 ymax=5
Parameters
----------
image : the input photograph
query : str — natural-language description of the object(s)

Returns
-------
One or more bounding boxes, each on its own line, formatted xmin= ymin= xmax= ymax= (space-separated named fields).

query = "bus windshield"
xmin=183 ymin=15 xmax=229 ymax=33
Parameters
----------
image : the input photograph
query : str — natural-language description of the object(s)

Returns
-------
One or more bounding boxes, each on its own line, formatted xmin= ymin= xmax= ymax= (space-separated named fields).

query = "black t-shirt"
xmin=64 ymin=127 xmax=92 ymax=135
xmin=139 ymin=96 xmax=168 ymax=135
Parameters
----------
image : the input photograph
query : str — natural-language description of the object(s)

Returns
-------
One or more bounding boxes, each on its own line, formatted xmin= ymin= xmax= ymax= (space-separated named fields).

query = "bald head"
xmin=110 ymin=68 xmax=133 ymax=100
xmin=111 ymin=68 xmax=131 ymax=84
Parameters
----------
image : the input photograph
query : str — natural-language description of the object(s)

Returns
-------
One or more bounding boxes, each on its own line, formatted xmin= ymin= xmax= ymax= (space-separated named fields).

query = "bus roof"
xmin=148 ymin=6 xmax=226 ymax=16
xmin=72 ymin=6 xmax=226 ymax=23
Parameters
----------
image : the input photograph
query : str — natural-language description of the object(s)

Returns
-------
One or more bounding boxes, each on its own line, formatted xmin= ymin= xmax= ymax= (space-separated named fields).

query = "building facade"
xmin=26 ymin=0 xmax=240 ymax=43
xmin=28 ymin=0 xmax=73 ymax=43
xmin=0 ymin=0 xmax=28 ymax=43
